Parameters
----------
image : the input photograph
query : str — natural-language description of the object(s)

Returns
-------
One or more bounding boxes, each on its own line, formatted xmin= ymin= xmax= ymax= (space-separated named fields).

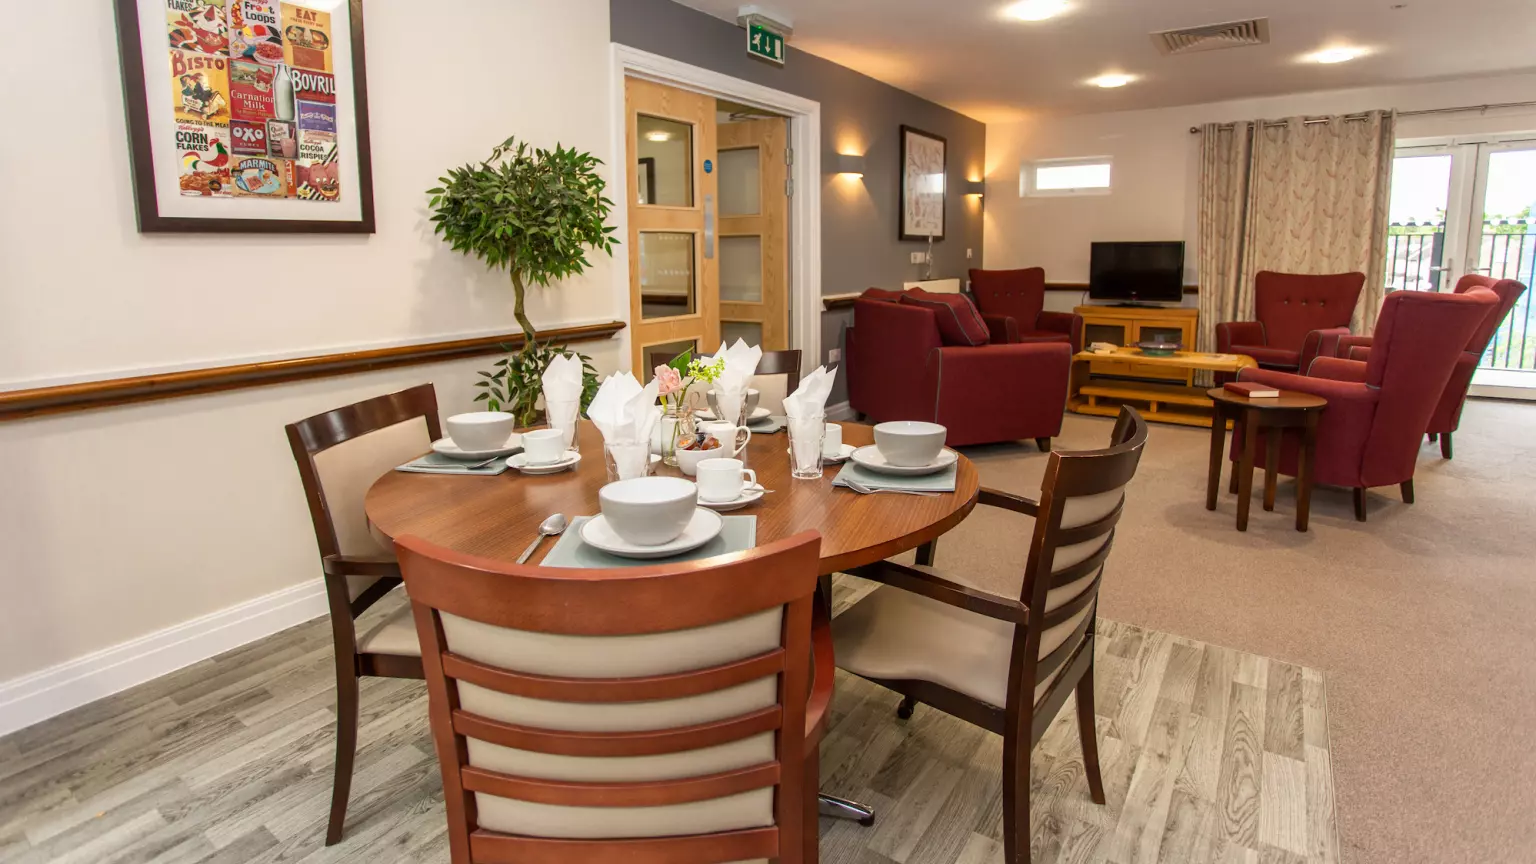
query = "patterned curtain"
xmin=1198 ymin=111 xmax=1397 ymax=343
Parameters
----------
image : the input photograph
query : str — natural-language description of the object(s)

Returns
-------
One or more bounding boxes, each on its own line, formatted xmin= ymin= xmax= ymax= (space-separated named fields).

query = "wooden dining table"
xmin=364 ymin=420 xmax=980 ymax=574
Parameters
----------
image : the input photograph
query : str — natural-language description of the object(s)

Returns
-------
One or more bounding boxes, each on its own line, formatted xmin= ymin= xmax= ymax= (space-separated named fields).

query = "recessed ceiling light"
xmin=1089 ymin=73 xmax=1136 ymax=88
xmin=1002 ymin=0 xmax=1069 ymax=22
xmin=644 ymin=130 xmax=672 ymax=142
xmin=1308 ymin=46 xmax=1366 ymax=64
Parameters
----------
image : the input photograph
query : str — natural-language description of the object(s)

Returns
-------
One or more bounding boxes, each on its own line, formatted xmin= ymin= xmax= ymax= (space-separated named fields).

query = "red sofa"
xmin=1231 ymin=288 xmax=1498 ymax=521
xmin=1335 ymin=274 xmax=1527 ymax=459
xmin=846 ymin=292 xmax=1071 ymax=449
xmin=1216 ymin=271 xmax=1365 ymax=373
xmin=968 ymin=267 xmax=1083 ymax=353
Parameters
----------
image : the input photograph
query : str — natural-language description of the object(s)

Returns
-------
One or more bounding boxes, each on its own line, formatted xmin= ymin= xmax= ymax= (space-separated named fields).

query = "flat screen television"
xmin=1088 ymin=241 xmax=1185 ymax=304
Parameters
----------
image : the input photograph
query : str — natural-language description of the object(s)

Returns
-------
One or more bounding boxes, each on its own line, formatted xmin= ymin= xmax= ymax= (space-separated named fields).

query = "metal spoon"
xmin=843 ymin=479 xmax=939 ymax=497
xmin=517 ymin=513 xmax=568 ymax=564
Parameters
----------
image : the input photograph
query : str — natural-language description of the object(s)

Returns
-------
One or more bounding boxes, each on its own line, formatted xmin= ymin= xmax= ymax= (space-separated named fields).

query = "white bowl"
xmin=873 ymin=421 xmax=948 ymax=467
xmin=445 ymin=412 xmax=516 ymax=452
xmin=598 ymin=477 xmax=698 ymax=546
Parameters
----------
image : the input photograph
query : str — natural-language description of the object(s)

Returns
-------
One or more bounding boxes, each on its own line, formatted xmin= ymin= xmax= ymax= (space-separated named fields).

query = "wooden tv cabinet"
xmin=1075 ymin=305 xmax=1199 ymax=384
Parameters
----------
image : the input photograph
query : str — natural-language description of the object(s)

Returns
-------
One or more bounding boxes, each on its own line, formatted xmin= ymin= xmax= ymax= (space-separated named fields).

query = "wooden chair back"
xmin=751 ymin=349 xmax=802 ymax=415
xmin=285 ymin=383 xmax=440 ymax=608
xmin=1011 ymin=408 xmax=1148 ymax=741
xmin=395 ymin=530 xmax=823 ymax=864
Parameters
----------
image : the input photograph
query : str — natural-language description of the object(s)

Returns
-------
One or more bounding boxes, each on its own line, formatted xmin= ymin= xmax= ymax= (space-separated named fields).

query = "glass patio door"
xmin=1387 ymin=139 xmax=1536 ymax=394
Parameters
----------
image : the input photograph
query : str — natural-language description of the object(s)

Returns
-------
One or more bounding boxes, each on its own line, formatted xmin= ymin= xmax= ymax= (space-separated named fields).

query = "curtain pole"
xmin=1188 ymin=100 xmax=1536 ymax=134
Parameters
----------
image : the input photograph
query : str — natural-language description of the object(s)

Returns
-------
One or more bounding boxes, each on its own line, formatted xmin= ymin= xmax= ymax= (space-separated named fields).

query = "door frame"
xmin=610 ymin=44 xmax=822 ymax=372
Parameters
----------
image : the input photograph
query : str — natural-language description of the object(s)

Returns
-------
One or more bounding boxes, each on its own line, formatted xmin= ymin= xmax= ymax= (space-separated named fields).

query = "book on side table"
xmin=1223 ymin=381 xmax=1279 ymax=398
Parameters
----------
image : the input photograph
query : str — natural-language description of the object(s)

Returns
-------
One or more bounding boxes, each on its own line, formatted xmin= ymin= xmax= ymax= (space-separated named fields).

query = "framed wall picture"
xmin=113 ymin=0 xmax=375 ymax=233
xmin=899 ymin=125 xmax=947 ymax=241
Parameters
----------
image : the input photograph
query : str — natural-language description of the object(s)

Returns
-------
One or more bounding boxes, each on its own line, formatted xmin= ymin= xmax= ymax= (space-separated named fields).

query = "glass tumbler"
xmin=787 ymin=414 xmax=825 ymax=480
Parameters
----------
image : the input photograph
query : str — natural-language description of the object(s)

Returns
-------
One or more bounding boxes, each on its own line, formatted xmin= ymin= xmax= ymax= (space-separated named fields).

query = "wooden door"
xmin=625 ymin=77 xmax=719 ymax=375
xmin=716 ymin=118 xmax=789 ymax=351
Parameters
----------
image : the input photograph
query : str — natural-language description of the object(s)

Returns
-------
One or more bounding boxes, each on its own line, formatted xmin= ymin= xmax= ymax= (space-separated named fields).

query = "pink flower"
xmin=654 ymin=365 xmax=684 ymax=397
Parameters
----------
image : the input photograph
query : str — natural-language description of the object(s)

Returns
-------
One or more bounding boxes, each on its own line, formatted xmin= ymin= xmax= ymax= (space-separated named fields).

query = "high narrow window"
xmin=1022 ymin=157 xmax=1113 ymax=196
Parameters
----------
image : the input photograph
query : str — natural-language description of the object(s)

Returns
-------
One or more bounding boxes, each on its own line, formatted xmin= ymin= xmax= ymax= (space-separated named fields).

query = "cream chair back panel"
xmin=311 ymin=417 xmax=429 ymax=598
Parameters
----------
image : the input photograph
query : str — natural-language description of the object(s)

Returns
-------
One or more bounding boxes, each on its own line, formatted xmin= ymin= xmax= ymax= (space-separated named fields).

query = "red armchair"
xmin=968 ymin=267 xmax=1083 ymax=354
xmin=846 ymin=295 xmax=1071 ymax=449
xmin=1216 ymin=271 xmax=1366 ymax=373
xmin=1231 ymin=289 xmax=1498 ymax=521
xmin=1335 ymin=274 xmax=1527 ymax=459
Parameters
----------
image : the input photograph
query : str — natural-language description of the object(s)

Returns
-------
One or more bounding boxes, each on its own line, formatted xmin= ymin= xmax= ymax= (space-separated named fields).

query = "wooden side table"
xmin=1205 ymin=389 xmax=1328 ymax=532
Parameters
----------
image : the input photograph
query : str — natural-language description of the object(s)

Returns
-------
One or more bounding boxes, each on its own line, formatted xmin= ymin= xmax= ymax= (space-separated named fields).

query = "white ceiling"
xmin=674 ymin=0 xmax=1536 ymax=122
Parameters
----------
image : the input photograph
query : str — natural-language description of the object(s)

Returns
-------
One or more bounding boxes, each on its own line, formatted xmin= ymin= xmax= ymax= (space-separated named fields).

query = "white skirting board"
xmin=0 ymin=579 xmax=329 ymax=738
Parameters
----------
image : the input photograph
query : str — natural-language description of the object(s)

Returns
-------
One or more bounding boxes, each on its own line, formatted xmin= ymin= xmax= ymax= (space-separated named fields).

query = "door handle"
xmin=703 ymin=194 xmax=715 ymax=260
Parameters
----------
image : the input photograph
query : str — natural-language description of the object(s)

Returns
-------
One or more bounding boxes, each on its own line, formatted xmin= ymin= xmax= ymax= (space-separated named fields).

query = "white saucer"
xmin=695 ymin=406 xmax=772 ymax=423
xmin=698 ymin=484 xmax=765 ymax=512
xmin=580 ymin=508 xmax=724 ymax=559
xmin=849 ymin=445 xmax=959 ymax=476
xmin=431 ymin=434 xmax=523 ymax=460
xmin=507 ymin=450 xmax=582 ymax=475
xmin=821 ymin=443 xmax=857 ymax=464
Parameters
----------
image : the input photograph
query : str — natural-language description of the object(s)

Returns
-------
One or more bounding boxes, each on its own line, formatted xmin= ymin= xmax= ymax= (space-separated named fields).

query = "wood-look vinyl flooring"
xmin=0 ymin=579 xmax=1340 ymax=864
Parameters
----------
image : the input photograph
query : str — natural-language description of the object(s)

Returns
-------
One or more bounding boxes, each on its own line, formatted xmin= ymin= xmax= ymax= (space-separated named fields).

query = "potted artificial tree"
xmin=428 ymin=137 xmax=618 ymax=426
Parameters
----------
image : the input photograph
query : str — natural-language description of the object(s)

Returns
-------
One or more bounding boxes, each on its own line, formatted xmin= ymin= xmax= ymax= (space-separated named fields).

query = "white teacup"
xmin=696 ymin=458 xmax=757 ymax=503
xmin=445 ymin=411 xmax=515 ymax=452
xmin=822 ymin=423 xmax=843 ymax=459
xmin=521 ymin=428 xmax=566 ymax=465
xmin=699 ymin=421 xmax=751 ymax=457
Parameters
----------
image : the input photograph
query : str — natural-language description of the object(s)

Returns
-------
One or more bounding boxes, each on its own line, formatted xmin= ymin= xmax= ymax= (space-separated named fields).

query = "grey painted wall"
xmin=611 ymin=0 xmax=986 ymax=403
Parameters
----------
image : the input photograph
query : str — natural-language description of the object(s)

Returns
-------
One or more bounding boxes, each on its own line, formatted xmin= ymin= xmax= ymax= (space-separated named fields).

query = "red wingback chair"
xmin=1231 ymin=288 xmax=1498 ymax=521
xmin=1335 ymin=274 xmax=1527 ymax=459
xmin=846 ymin=293 xmax=1071 ymax=449
xmin=968 ymin=267 xmax=1083 ymax=354
xmin=1216 ymin=271 xmax=1366 ymax=373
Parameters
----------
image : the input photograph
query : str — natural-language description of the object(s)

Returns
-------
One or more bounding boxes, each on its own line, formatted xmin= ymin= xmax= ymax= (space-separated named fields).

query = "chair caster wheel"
xmin=858 ymin=814 xmax=876 ymax=827
xmin=896 ymin=696 xmax=916 ymax=720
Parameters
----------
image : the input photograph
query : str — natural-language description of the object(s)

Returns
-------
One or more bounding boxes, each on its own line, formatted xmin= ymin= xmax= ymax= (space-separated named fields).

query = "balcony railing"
xmin=1384 ymin=220 xmax=1535 ymax=372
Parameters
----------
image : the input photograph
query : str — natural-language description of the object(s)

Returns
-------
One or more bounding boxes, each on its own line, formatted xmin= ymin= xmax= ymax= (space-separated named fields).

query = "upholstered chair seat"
xmin=355 ymin=604 xmax=421 ymax=657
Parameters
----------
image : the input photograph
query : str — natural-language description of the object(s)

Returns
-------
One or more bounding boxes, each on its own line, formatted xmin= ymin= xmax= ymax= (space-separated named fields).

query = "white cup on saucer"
xmin=822 ymin=423 xmax=843 ymax=459
xmin=521 ymin=429 xmax=566 ymax=465
xmin=696 ymin=458 xmax=757 ymax=503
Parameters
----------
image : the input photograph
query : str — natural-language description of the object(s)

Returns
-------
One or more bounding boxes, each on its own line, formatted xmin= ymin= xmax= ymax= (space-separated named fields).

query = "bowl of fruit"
xmin=676 ymin=432 xmax=727 ymax=476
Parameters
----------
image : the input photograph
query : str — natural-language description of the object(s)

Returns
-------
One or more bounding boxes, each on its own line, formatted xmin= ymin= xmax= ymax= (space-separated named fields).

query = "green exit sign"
xmin=748 ymin=22 xmax=785 ymax=65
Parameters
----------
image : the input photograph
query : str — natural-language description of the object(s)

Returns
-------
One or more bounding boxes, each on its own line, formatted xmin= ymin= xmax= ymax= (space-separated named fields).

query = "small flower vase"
xmin=662 ymin=404 xmax=692 ymax=467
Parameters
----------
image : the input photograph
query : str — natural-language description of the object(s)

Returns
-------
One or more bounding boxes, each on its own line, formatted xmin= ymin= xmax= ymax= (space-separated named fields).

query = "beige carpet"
xmin=927 ymin=399 xmax=1536 ymax=864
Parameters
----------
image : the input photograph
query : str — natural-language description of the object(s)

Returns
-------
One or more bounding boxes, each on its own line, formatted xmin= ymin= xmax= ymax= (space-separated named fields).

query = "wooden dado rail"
xmin=0 ymin=321 xmax=626 ymax=422
xmin=822 ymin=283 xmax=1200 ymax=310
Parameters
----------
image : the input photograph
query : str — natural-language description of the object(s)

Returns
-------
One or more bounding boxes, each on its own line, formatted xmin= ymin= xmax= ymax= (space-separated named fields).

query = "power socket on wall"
xmin=827 ymin=348 xmax=841 ymax=363
xmin=909 ymin=251 xmax=929 ymax=264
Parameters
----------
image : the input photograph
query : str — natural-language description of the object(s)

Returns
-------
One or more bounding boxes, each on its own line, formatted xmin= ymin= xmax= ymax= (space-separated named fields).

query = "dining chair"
xmin=395 ymin=529 xmax=831 ymax=864
xmin=751 ymin=348 xmax=802 ymax=415
xmin=832 ymin=406 xmax=1149 ymax=864
xmin=285 ymin=383 xmax=438 ymax=845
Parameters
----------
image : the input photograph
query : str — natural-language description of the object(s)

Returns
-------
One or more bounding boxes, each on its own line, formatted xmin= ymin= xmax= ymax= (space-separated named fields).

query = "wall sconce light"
xmin=965 ymin=180 xmax=985 ymax=196
xmin=834 ymin=153 xmax=866 ymax=178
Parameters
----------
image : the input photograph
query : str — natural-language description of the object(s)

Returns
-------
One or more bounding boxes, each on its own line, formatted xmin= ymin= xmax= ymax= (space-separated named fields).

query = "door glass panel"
xmin=720 ymin=235 xmax=763 ymax=303
xmin=636 ymin=116 xmax=693 ymax=207
xmin=1477 ymin=149 xmax=1536 ymax=371
xmin=639 ymin=232 xmax=696 ymax=319
xmin=719 ymin=147 xmax=761 ymax=216
xmin=643 ymin=339 xmax=698 ymax=381
xmin=721 ymin=321 xmax=763 ymax=347
xmin=1385 ymin=154 xmax=1452 ymax=291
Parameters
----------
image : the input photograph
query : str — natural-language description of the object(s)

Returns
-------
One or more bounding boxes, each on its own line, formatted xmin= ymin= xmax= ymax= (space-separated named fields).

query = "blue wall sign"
xmin=703 ymin=159 xmax=713 ymax=174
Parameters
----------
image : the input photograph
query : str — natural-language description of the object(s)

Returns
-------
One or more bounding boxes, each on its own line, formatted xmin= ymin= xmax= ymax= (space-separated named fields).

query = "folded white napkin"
xmin=703 ymin=339 xmax=762 ymax=424
xmin=784 ymin=365 xmax=836 ymax=419
xmin=542 ymin=353 xmax=583 ymax=404
xmin=587 ymin=372 xmax=661 ymax=445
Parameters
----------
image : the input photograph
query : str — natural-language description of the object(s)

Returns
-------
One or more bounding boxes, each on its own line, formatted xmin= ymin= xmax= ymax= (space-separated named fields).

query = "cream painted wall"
xmin=0 ymin=0 xmax=621 ymax=687
xmin=983 ymin=72 xmax=1536 ymax=313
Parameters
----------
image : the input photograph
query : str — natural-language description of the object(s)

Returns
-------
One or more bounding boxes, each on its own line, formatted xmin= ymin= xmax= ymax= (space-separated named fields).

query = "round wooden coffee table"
xmin=365 ymin=420 xmax=980 ymax=575
xmin=1205 ymin=388 xmax=1328 ymax=532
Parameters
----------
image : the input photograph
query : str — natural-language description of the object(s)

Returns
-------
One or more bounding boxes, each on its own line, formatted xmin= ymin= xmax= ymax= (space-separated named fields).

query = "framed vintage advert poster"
xmin=899 ymin=125 xmax=946 ymax=241
xmin=113 ymin=0 xmax=375 ymax=233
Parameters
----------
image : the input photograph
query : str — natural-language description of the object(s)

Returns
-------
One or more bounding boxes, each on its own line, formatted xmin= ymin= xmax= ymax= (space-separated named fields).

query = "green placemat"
xmin=396 ymin=453 xmax=510 ymax=475
xmin=750 ymin=415 xmax=787 ymax=434
xmin=831 ymin=460 xmax=957 ymax=493
xmin=541 ymin=515 xmax=757 ymax=568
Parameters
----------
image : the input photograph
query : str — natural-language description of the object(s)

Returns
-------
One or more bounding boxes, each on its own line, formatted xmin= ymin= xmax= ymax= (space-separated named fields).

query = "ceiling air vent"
xmin=1153 ymin=18 xmax=1270 ymax=55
